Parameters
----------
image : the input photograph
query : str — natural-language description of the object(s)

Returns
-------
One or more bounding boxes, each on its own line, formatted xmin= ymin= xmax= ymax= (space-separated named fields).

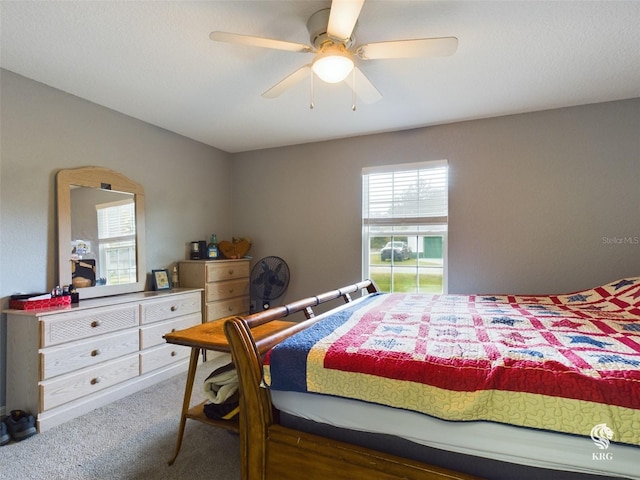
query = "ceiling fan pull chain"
xmin=310 ymin=72 xmax=315 ymax=109
xmin=351 ymin=68 xmax=357 ymax=111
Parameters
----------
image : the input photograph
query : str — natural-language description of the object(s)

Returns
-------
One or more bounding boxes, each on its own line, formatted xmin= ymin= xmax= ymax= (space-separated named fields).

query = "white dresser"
xmin=5 ymin=289 xmax=202 ymax=432
xmin=179 ymin=259 xmax=250 ymax=322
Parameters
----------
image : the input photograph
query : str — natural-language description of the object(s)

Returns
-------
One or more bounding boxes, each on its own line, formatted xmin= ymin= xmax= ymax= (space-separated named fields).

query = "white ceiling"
xmin=1 ymin=1 xmax=639 ymax=153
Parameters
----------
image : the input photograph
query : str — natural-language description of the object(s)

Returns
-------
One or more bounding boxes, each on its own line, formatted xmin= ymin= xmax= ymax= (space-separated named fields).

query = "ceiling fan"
xmin=209 ymin=0 xmax=458 ymax=107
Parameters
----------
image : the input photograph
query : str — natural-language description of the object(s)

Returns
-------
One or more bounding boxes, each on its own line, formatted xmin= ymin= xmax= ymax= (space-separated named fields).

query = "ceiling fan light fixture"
xmin=211 ymin=1 xmax=458 ymax=103
xmin=312 ymin=47 xmax=354 ymax=83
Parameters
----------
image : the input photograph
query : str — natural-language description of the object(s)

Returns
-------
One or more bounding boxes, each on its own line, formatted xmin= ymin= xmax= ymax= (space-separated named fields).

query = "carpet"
xmin=0 ymin=361 xmax=240 ymax=479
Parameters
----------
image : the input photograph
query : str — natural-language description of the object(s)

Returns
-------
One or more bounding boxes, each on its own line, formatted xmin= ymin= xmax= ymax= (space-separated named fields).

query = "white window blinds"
xmin=363 ymin=160 xmax=448 ymax=226
xmin=97 ymin=200 xmax=135 ymax=240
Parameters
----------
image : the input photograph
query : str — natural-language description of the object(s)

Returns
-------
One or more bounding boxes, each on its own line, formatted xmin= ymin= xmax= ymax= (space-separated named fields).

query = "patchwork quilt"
xmin=264 ymin=278 xmax=640 ymax=446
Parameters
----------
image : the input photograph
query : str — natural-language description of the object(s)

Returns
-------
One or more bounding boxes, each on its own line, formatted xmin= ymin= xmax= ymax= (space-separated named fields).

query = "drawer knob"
xmin=229 ymin=288 xmax=234 ymax=294
xmin=228 ymin=269 xmax=234 ymax=275
xmin=91 ymin=320 xmax=101 ymax=328
xmin=228 ymin=306 xmax=234 ymax=311
xmin=170 ymin=305 xmax=178 ymax=312
xmin=91 ymin=349 xmax=101 ymax=357
xmin=171 ymin=328 xmax=177 ymax=333
xmin=90 ymin=377 xmax=101 ymax=385
xmin=170 ymin=350 xmax=177 ymax=357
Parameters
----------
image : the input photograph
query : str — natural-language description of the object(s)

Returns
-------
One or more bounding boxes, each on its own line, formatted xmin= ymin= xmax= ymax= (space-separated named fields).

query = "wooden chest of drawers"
xmin=179 ymin=259 xmax=250 ymax=323
xmin=5 ymin=289 xmax=201 ymax=431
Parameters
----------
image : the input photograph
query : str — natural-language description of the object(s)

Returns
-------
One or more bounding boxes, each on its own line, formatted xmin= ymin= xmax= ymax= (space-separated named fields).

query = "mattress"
xmin=271 ymin=389 xmax=639 ymax=479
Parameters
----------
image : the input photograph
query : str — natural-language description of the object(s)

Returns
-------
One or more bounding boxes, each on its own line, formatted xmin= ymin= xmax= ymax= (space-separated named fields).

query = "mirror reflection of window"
xmin=59 ymin=167 xmax=146 ymax=299
xmin=96 ymin=199 xmax=137 ymax=285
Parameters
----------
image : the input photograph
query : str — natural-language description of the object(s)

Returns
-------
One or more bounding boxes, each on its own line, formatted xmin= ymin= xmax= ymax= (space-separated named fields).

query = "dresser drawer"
xmin=140 ymin=343 xmax=190 ymax=374
xmin=40 ymin=354 xmax=139 ymax=411
xmin=206 ymin=262 xmax=250 ymax=283
xmin=205 ymin=296 xmax=250 ymax=322
xmin=140 ymin=292 xmax=201 ymax=325
xmin=41 ymin=329 xmax=139 ymax=380
xmin=42 ymin=305 xmax=139 ymax=347
xmin=140 ymin=313 xmax=201 ymax=349
xmin=205 ymin=278 xmax=248 ymax=303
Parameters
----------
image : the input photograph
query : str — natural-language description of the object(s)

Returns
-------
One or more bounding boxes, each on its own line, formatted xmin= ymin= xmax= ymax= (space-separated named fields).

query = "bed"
xmin=222 ymin=278 xmax=640 ymax=480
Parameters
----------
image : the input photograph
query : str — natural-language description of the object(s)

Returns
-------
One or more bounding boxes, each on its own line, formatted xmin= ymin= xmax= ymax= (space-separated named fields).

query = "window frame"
xmin=362 ymin=160 xmax=448 ymax=294
xmin=95 ymin=198 xmax=137 ymax=285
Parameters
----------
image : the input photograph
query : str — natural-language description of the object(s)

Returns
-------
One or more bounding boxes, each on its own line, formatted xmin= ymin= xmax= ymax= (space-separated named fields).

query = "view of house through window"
xmin=96 ymin=199 xmax=137 ymax=285
xmin=362 ymin=160 xmax=448 ymax=293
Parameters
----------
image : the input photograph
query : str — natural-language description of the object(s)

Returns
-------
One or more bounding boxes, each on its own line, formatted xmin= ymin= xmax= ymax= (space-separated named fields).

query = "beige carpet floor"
xmin=0 ymin=360 xmax=240 ymax=480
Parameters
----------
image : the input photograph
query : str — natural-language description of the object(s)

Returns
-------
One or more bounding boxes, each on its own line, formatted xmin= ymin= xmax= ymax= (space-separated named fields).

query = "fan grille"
xmin=250 ymin=256 xmax=290 ymax=305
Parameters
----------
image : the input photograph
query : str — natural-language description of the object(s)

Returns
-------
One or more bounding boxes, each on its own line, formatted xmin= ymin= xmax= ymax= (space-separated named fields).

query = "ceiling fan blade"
xmin=327 ymin=0 xmax=365 ymax=42
xmin=344 ymin=67 xmax=382 ymax=104
xmin=262 ymin=65 xmax=311 ymax=99
xmin=356 ymin=37 xmax=458 ymax=60
xmin=210 ymin=31 xmax=313 ymax=53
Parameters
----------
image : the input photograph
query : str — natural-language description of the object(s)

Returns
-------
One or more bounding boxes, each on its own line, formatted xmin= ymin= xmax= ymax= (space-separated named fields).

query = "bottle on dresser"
xmin=171 ymin=265 xmax=179 ymax=288
xmin=207 ymin=234 xmax=219 ymax=259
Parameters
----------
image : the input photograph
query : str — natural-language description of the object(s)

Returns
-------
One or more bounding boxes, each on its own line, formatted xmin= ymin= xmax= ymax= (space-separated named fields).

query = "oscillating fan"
xmin=250 ymin=256 xmax=290 ymax=312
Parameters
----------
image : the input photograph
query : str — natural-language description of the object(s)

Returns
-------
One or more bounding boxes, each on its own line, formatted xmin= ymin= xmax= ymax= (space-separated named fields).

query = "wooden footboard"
xmin=223 ymin=280 xmax=482 ymax=480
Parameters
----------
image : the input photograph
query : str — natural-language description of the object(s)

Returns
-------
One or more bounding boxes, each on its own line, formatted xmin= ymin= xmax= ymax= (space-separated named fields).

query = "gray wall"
xmin=232 ymin=99 xmax=640 ymax=304
xmin=0 ymin=69 xmax=233 ymax=410
xmin=1 ymin=67 xmax=639 ymax=413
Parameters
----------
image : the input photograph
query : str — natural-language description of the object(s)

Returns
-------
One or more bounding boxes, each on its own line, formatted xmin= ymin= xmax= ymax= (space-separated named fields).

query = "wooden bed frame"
xmin=223 ymin=279 xmax=482 ymax=480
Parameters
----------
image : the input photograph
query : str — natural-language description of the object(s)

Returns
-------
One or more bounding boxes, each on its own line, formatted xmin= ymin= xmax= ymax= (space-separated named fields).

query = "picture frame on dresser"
xmin=152 ymin=269 xmax=171 ymax=290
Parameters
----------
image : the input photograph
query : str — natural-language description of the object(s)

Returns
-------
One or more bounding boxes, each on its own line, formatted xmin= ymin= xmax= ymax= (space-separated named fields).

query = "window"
xmin=362 ymin=160 xmax=448 ymax=293
xmin=96 ymin=199 xmax=137 ymax=285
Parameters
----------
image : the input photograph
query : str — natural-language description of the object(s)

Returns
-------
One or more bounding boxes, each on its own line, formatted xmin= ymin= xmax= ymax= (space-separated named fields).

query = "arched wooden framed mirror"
xmin=57 ymin=166 xmax=146 ymax=299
